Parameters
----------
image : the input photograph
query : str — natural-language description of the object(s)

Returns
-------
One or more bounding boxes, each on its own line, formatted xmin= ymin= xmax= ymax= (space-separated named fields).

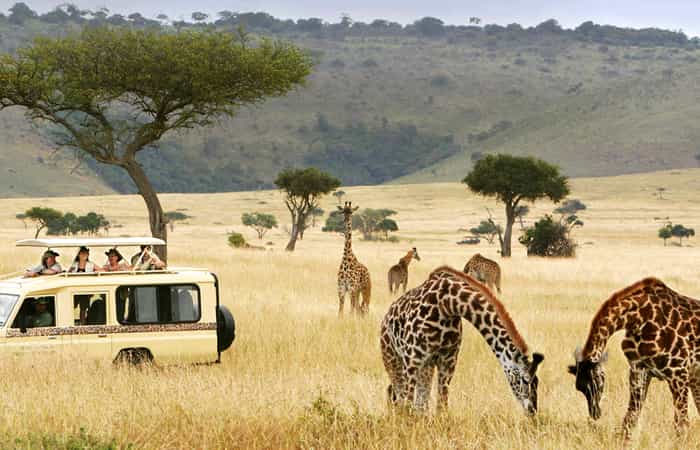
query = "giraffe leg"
xmin=621 ymin=364 xmax=651 ymax=442
xmin=668 ymin=377 xmax=690 ymax=435
xmin=414 ymin=364 xmax=435 ymax=414
xmin=360 ymin=283 xmax=371 ymax=315
xmin=436 ymin=346 xmax=461 ymax=414
xmin=380 ymin=335 xmax=405 ymax=411
xmin=338 ymin=290 xmax=345 ymax=316
xmin=690 ymin=376 xmax=700 ymax=415
xmin=350 ymin=291 xmax=359 ymax=314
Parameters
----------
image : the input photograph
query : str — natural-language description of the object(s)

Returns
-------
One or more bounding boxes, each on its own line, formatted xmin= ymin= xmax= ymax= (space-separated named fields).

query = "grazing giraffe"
xmin=463 ymin=253 xmax=501 ymax=293
xmin=388 ymin=247 xmax=421 ymax=294
xmin=381 ymin=265 xmax=544 ymax=414
xmin=337 ymin=202 xmax=372 ymax=316
xmin=568 ymin=277 xmax=700 ymax=441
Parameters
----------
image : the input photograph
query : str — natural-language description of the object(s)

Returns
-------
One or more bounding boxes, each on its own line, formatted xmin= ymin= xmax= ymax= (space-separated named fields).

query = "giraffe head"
xmin=411 ymin=247 xmax=421 ymax=261
xmin=567 ymin=349 xmax=608 ymax=420
xmin=337 ymin=201 xmax=359 ymax=217
xmin=505 ymin=352 xmax=544 ymax=416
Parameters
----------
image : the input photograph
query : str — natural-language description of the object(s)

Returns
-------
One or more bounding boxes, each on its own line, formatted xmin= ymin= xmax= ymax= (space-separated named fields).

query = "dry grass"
xmin=2 ymin=169 xmax=700 ymax=449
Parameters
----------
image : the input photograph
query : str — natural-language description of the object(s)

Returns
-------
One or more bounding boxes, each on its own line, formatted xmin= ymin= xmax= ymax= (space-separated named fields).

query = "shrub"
xmin=519 ymin=214 xmax=582 ymax=257
xmin=554 ymin=199 xmax=587 ymax=215
xmin=228 ymin=232 xmax=247 ymax=248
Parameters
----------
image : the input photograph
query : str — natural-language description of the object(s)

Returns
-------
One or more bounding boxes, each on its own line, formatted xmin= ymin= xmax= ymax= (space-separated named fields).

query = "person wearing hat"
xmin=103 ymin=248 xmax=131 ymax=272
xmin=130 ymin=245 xmax=166 ymax=271
xmin=31 ymin=297 xmax=54 ymax=327
xmin=68 ymin=246 xmax=100 ymax=273
xmin=24 ymin=250 xmax=63 ymax=277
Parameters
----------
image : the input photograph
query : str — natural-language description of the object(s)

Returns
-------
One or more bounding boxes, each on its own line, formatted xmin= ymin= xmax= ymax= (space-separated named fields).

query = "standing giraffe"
xmin=568 ymin=277 xmax=700 ymax=441
xmin=388 ymin=247 xmax=420 ymax=294
xmin=463 ymin=253 xmax=501 ymax=293
xmin=381 ymin=266 xmax=544 ymax=414
xmin=337 ymin=201 xmax=372 ymax=315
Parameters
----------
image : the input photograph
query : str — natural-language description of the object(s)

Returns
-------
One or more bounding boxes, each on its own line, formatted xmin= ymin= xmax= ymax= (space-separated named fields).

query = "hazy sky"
xmin=5 ymin=0 xmax=700 ymax=37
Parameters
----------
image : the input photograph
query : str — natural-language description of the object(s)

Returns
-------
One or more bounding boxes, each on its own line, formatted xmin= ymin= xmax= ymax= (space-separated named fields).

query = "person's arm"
xmin=42 ymin=264 xmax=62 ymax=275
xmin=23 ymin=265 xmax=42 ymax=278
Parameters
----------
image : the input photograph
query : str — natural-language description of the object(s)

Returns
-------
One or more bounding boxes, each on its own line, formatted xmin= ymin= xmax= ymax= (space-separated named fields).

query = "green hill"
xmin=1 ymin=7 xmax=700 ymax=196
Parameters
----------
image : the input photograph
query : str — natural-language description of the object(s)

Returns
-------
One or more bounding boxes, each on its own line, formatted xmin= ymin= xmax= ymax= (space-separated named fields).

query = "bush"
xmin=519 ymin=214 xmax=581 ymax=257
xmin=554 ymin=199 xmax=587 ymax=215
xmin=228 ymin=232 xmax=247 ymax=248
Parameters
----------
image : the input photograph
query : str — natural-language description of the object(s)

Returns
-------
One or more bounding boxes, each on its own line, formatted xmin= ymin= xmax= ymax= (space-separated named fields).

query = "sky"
xmin=4 ymin=0 xmax=700 ymax=37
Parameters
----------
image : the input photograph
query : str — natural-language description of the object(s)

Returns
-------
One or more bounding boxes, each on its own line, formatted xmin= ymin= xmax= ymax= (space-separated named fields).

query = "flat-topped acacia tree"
xmin=463 ymin=154 xmax=569 ymax=257
xmin=0 ymin=27 xmax=312 ymax=261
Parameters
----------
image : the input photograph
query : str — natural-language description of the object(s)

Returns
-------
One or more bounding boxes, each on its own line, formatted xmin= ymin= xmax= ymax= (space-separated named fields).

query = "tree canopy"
xmin=463 ymin=154 xmax=569 ymax=256
xmin=274 ymin=167 xmax=340 ymax=250
xmin=241 ymin=212 xmax=278 ymax=239
xmin=0 ymin=27 xmax=312 ymax=260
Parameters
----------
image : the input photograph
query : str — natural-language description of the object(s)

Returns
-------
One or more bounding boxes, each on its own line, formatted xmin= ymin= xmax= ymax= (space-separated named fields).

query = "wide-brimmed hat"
xmin=105 ymin=248 xmax=124 ymax=261
xmin=78 ymin=246 xmax=89 ymax=254
xmin=43 ymin=250 xmax=59 ymax=258
xmin=35 ymin=298 xmax=49 ymax=305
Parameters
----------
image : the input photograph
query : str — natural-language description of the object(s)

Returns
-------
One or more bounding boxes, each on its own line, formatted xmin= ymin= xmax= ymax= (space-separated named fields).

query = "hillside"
xmin=2 ymin=8 xmax=700 ymax=196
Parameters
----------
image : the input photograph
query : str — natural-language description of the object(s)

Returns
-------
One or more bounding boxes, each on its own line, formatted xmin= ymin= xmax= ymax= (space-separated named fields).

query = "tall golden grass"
xmin=1 ymin=169 xmax=700 ymax=448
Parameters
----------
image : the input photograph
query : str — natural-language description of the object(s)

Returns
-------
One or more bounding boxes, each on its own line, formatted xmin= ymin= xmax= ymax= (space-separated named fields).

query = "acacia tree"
xmin=25 ymin=207 xmax=63 ymax=238
xmin=0 ymin=28 xmax=312 ymax=261
xmin=275 ymin=168 xmax=340 ymax=251
xmin=241 ymin=212 xmax=278 ymax=239
xmin=463 ymin=154 xmax=569 ymax=257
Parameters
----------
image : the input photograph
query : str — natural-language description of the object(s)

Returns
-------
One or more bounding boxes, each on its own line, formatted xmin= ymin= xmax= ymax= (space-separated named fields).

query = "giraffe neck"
xmin=342 ymin=215 xmax=356 ymax=261
xmin=399 ymin=251 xmax=413 ymax=267
xmin=582 ymin=293 xmax=640 ymax=362
xmin=452 ymin=291 xmax=528 ymax=369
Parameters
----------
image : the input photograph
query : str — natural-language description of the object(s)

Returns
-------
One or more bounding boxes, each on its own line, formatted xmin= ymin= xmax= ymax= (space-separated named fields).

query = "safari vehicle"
xmin=457 ymin=236 xmax=481 ymax=245
xmin=0 ymin=237 xmax=235 ymax=364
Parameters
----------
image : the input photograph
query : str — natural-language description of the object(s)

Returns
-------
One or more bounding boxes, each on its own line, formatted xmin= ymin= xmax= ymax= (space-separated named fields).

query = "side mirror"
xmin=567 ymin=365 xmax=577 ymax=375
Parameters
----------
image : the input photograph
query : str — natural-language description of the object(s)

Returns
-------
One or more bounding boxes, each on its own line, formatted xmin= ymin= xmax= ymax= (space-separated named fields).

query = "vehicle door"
xmin=68 ymin=291 xmax=111 ymax=359
xmin=5 ymin=295 xmax=65 ymax=353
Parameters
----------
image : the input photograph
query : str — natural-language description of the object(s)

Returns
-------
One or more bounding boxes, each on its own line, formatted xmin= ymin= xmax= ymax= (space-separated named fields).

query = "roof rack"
xmin=16 ymin=237 xmax=165 ymax=248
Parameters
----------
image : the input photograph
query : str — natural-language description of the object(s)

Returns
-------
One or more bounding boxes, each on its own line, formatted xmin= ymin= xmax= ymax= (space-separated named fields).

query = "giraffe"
xmin=388 ymin=247 xmax=420 ymax=294
xmin=337 ymin=201 xmax=372 ymax=316
xmin=463 ymin=253 xmax=501 ymax=293
xmin=567 ymin=277 xmax=700 ymax=441
xmin=381 ymin=265 xmax=544 ymax=414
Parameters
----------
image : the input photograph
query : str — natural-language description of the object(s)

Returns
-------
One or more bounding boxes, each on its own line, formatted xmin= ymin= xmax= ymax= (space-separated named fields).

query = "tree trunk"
xmin=285 ymin=222 xmax=299 ymax=251
xmin=502 ymin=205 xmax=516 ymax=257
xmin=124 ymin=160 xmax=168 ymax=262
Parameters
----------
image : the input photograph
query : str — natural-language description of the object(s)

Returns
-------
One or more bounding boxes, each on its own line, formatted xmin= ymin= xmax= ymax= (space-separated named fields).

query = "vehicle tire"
xmin=217 ymin=305 xmax=236 ymax=352
xmin=114 ymin=348 xmax=153 ymax=366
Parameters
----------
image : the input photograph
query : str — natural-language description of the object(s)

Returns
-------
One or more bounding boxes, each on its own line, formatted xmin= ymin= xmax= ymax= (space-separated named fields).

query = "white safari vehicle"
xmin=0 ymin=238 xmax=235 ymax=364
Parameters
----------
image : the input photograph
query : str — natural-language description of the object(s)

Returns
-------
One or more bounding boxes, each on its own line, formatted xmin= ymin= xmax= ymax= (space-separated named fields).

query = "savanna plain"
xmin=2 ymin=170 xmax=700 ymax=449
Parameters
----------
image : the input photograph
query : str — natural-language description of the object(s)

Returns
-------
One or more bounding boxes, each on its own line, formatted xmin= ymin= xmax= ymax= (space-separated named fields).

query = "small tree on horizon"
xmin=332 ymin=190 xmax=346 ymax=205
xmin=658 ymin=224 xmax=672 ymax=246
xmin=463 ymin=154 xmax=569 ymax=257
xmin=671 ymin=224 xmax=695 ymax=246
xmin=15 ymin=213 xmax=27 ymax=230
xmin=165 ymin=211 xmax=192 ymax=231
xmin=241 ymin=212 xmax=278 ymax=239
xmin=25 ymin=207 xmax=63 ymax=238
xmin=275 ymin=168 xmax=340 ymax=251
xmin=514 ymin=205 xmax=530 ymax=230
xmin=470 ymin=220 xmax=502 ymax=244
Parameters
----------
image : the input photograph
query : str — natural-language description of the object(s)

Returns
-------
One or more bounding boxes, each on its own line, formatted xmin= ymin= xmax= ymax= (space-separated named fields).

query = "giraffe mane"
xmin=583 ymin=277 xmax=666 ymax=355
xmin=429 ymin=265 xmax=529 ymax=355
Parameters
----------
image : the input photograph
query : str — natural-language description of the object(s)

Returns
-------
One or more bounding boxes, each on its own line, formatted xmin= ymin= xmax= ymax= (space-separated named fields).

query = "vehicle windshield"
xmin=0 ymin=293 xmax=19 ymax=326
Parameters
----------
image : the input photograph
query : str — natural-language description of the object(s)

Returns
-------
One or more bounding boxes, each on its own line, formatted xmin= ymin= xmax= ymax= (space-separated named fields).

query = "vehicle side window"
xmin=11 ymin=296 xmax=56 ymax=329
xmin=116 ymin=284 xmax=200 ymax=325
xmin=73 ymin=294 xmax=107 ymax=326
